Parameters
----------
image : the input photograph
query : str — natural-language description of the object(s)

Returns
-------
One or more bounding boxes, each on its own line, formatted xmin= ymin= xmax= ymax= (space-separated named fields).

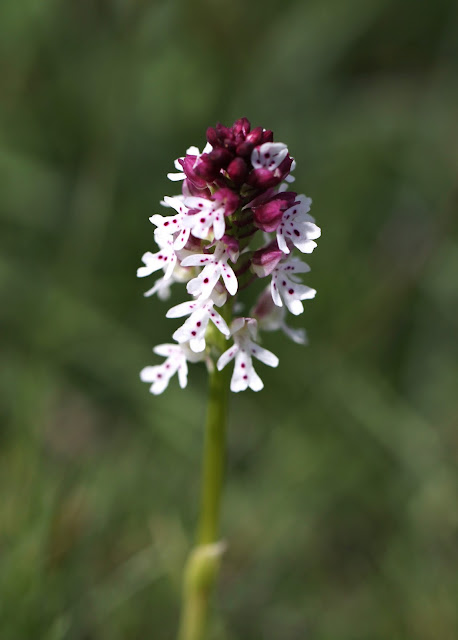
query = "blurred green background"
xmin=1 ymin=0 xmax=457 ymax=638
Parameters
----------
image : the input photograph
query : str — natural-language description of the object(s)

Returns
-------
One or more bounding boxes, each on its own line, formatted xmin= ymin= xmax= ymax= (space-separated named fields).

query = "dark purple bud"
xmin=215 ymin=123 xmax=232 ymax=139
xmin=233 ymin=118 xmax=251 ymax=144
xmin=182 ymin=179 xmax=211 ymax=197
xmin=277 ymin=155 xmax=294 ymax=178
xmin=179 ymin=156 xmax=209 ymax=189
xmin=246 ymin=127 xmax=263 ymax=145
xmin=233 ymin=117 xmax=251 ymax=137
xmin=246 ymin=187 xmax=278 ymax=209
xmin=247 ymin=168 xmax=282 ymax=190
xmin=235 ymin=141 xmax=254 ymax=158
xmin=193 ymin=154 xmax=221 ymax=181
xmin=252 ymin=241 xmax=284 ymax=277
xmin=206 ymin=127 xmax=219 ymax=146
xmin=208 ymin=147 xmax=233 ymax=168
xmin=261 ymin=130 xmax=274 ymax=143
xmin=226 ymin=157 xmax=249 ymax=184
xmin=251 ymin=192 xmax=297 ymax=232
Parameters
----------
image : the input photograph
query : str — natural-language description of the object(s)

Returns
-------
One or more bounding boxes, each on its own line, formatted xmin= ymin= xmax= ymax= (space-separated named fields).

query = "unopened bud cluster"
xmin=138 ymin=118 xmax=320 ymax=393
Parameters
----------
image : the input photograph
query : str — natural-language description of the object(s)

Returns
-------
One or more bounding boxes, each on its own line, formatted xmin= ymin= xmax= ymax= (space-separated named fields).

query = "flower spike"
xmin=138 ymin=117 xmax=320 ymax=393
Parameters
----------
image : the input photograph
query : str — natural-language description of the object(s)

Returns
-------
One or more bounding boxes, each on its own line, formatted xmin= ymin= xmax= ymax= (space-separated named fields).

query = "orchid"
xmin=137 ymin=117 xmax=322 ymax=640
xmin=138 ymin=117 xmax=319 ymax=392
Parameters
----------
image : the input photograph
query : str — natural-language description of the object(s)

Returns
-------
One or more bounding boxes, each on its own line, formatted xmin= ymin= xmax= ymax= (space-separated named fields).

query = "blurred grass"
xmin=1 ymin=0 xmax=457 ymax=638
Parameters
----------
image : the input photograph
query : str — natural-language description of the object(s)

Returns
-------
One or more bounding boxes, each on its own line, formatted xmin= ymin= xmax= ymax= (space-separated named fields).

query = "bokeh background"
xmin=1 ymin=0 xmax=458 ymax=638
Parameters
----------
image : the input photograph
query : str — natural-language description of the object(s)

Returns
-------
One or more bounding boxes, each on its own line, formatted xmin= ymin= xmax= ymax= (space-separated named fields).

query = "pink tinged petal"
xmin=217 ymin=345 xmax=239 ymax=371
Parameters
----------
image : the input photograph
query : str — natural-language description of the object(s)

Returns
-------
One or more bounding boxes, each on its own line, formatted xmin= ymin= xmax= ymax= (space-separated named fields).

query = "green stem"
xmin=177 ymin=306 xmax=232 ymax=640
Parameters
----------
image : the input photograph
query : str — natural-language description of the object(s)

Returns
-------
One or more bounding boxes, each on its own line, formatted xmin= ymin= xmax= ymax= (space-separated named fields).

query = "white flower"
xmin=276 ymin=195 xmax=321 ymax=254
xmin=217 ymin=318 xmax=279 ymax=393
xmin=251 ymin=142 xmax=288 ymax=171
xmin=183 ymin=196 xmax=226 ymax=241
xmin=140 ymin=343 xmax=204 ymax=395
xmin=167 ymin=297 xmax=230 ymax=353
xmin=271 ymin=256 xmax=316 ymax=315
xmin=252 ymin=286 xmax=307 ymax=344
xmin=137 ymin=232 xmax=177 ymax=281
xmin=183 ymin=242 xmax=239 ymax=300
xmin=151 ymin=195 xmax=191 ymax=250
xmin=143 ymin=263 xmax=191 ymax=300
